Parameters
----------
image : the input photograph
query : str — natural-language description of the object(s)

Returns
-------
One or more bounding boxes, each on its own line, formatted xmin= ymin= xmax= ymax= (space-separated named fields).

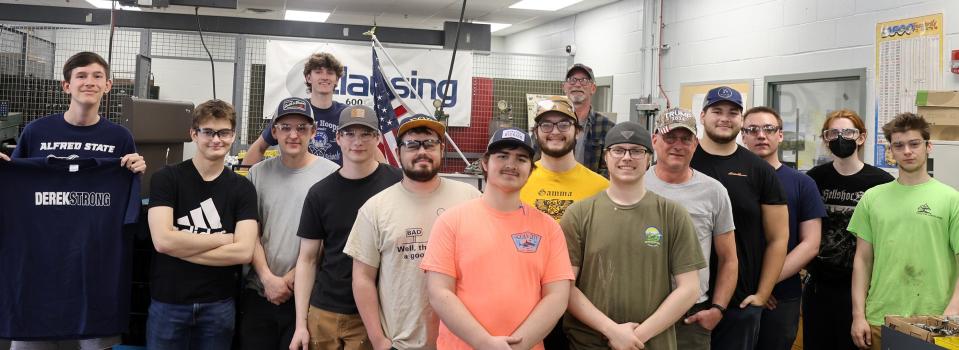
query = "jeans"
xmin=757 ymin=297 xmax=801 ymax=350
xmin=147 ymin=298 xmax=235 ymax=350
xmin=803 ymin=276 xmax=858 ymax=350
xmin=711 ymin=304 xmax=762 ymax=350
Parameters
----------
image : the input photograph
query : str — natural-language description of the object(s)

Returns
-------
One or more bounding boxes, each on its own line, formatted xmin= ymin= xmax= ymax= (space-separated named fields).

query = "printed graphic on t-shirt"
xmin=819 ymin=204 xmax=856 ymax=269
xmin=397 ymin=227 xmax=429 ymax=261
xmin=39 ymin=142 xmax=118 ymax=154
xmin=533 ymin=188 xmax=575 ymax=220
xmin=175 ymin=198 xmax=224 ymax=234
xmin=511 ymin=232 xmax=542 ymax=253
xmin=917 ymin=203 xmax=942 ymax=219
xmin=644 ymin=227 xmax=662 ymax=247
xmin=310 ymin=119 xmax=341 ymax=162
xmin=34 ymin=191 xmax=111 ymax=206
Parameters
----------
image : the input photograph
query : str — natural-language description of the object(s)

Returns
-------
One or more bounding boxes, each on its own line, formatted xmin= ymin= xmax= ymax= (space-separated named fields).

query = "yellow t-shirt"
xmin=520 ymin=162 xmax=609 ymax=221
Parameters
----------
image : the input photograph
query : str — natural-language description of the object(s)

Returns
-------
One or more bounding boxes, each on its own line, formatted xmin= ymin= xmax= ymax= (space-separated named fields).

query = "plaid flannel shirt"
xmin=582 ymin=109 xmax=616 ymax=178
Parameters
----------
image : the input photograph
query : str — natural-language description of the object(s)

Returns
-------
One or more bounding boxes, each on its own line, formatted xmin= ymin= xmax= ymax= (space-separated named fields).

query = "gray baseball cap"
xmin=605 ymin=121 xmax=652 ymax=151
xmin=338 ymin=105 xmax=379 ymax=131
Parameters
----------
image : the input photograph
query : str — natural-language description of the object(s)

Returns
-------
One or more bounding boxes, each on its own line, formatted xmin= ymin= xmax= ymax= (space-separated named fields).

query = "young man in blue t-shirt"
xmin=4 ymin=51 xmax=145 ymax=350
xmin=741 ymin=106 xmax=826 ymax=350
xmin=242 ymin=52 xmax=348 ymax=166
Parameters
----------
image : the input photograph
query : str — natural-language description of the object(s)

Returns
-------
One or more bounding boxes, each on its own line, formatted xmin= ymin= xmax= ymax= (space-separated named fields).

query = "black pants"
xmin=802 ymin=277 xmax=858 ymax=350
xmin=757 ymin=297 xmax=801 ymax=350
xmin=237 ymin=290 xmax=296 ymax=350
xmin=543 ymin=320 xmax=568 ymax=350
xmin=711 ymin=304 xmax=762 ymax=350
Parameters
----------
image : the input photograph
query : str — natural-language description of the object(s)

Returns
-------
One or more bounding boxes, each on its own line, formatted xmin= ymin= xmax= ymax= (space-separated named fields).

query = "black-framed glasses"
xmin=401 ymin=139 xmax=442 ymax=151
xmin=741 ymin=125 xmax=781 ymax=136
xmin=339 ymin=130 xmax=378 ymax=141
xmin=537 ymin=120 xmax=574 ymax=133
xmin=890 ymin=139 xmax=927 ymax=152
xmin=195 ymin=128 xmax=235 ymax=140
xmin=274 ymin=123 xmax=314 ymax=134
xmin=565 ymin=77 xmax=593 ymax=85
xmin=607 ymin=147 xmax=650 ymax=159
xmin=822 ymin=128 xmax=861 ymax=141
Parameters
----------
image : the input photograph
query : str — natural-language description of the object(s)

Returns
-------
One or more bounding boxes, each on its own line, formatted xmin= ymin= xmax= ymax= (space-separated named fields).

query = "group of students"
xmin=2 ymin=49 xmax=958 ymax=350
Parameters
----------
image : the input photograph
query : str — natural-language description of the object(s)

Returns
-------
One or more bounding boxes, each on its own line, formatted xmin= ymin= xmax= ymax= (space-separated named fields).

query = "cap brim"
xmin=703 ymin=99 xmax=743 ymax=110
xmin=398 ymin=118 xmax=446 ymax=138
xmin=656 ymin=123 xmax=696 ymax=134
xmin=276 ymin=112 xmax=314 ymax=123
xmin=339 ymin=121 xmax=378 ymax=130
xmin=534 ymin=110 xmax=577 ymax=122
xmin=487 ymin=139 xmax=534 ymax=155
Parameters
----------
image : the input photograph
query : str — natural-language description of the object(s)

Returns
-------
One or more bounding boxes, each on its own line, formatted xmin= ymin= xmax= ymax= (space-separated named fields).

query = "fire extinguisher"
xmin=953 ymin=50 xmax=959 ymax=74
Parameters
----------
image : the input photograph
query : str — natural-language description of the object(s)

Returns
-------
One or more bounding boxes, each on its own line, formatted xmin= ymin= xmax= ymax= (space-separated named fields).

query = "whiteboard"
xmin=151 ymin=58 xmax=234 ymax=107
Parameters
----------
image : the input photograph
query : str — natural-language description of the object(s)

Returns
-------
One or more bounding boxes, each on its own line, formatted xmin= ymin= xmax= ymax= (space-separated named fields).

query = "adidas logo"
xmin=175 ymin=198 xmax=225 ymax=234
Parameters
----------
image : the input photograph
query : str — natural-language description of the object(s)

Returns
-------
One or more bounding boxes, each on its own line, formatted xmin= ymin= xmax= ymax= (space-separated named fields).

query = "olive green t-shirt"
xmin=560 ymin=190 xmax=706 ymax=350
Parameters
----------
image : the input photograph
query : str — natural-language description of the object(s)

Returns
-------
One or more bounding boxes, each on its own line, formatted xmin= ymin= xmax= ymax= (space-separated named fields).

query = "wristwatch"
xmin=710 ymin=303 xmax=727 ymax=315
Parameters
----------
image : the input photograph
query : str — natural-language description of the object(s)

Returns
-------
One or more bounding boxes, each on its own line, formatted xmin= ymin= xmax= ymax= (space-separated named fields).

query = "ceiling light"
xmin=509 ymin=0 xmax=582 ymax=11
xmin=85 ymin=0 xmax=141 ymax=11
xmin=474 ymin=21 xmax=512 ymax=32
xmin=285 ymin=10 xmax=331 ymax=23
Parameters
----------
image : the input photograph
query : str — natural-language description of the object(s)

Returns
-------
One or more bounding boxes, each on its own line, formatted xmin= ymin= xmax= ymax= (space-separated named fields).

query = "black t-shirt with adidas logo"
xmin=148 ymin=160 xmax=258 ymax=304
xmin=691 ymin=145 xmax=787 ymax=305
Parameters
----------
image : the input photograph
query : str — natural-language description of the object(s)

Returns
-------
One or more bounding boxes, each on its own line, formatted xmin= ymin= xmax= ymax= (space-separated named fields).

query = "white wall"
xmin=661 ymin=0 xmax=959 ymax=163
xmin=500 ymin=0 xmax=647 ymax=121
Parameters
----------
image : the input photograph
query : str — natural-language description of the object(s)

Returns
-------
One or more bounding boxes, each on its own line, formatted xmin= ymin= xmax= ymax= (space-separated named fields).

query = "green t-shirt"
xmin=560 ymin=190 xmax=706 ymax=350
xmin=848 ymin=178 xmax=959 ymax=325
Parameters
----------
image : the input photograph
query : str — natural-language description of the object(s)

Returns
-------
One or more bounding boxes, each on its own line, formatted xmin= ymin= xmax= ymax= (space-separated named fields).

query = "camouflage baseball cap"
xmin=655 ymin=107 xmax=697 ymax=134
xmin=533 ymin=95 xmax=576 ymax=123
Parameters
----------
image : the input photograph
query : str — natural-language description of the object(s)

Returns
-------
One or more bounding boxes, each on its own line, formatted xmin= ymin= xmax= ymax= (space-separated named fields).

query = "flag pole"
xmin=368 ymin=33 xmax=471 ymax=167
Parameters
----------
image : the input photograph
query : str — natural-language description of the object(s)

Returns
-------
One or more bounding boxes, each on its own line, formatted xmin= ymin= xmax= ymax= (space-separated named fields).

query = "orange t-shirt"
xmin=420 ymin=198 xmax=574 ymax=350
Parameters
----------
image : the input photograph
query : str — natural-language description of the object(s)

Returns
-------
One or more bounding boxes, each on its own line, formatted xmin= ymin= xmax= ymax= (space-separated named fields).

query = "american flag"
xmin=372 ymin=48 xmax=411 ymax=166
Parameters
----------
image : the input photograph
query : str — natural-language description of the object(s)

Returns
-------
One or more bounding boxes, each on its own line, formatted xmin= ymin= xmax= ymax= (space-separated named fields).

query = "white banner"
xmin=264 ymin=40 xmax=473 ymax=127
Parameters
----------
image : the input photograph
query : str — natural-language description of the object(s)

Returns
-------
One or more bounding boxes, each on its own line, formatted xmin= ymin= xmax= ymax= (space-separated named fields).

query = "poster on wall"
xmin=874 ymin=13 xmax=943 ymax=167
xmin=678 ymin=80 xmax=753 ymax=139
xmin=264 ymin=40 xmax=473 ymax=127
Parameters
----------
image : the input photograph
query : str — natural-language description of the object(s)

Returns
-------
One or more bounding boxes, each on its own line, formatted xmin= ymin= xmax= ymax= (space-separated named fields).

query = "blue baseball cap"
xmin=702 ymin=86 xmax=744 ymax=111
xmin=487 ymin=127 xmax=535 ymax=156
xmin=275 ymin=97 xmax=315 ymax=123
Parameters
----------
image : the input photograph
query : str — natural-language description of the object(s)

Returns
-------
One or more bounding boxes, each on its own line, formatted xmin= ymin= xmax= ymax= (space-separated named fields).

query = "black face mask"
xmin=828 ymin=137 xmax=857 ymax=158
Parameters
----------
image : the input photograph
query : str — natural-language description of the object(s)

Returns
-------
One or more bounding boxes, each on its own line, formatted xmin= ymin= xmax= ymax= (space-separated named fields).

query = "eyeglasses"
xmin=822 ymin=128 xmax=860 ymax=141
xmin=662 ymin=134 xmax=696 ymax=145
xmin=890 ymin=139 xmax=927 ymax=152
xmin=537 ymin=120 xmax=575 ymax=133
xmin=401 ymin=139 xmax=441 ymax=151
xmin=607 ymin=147 xmax=650 ymax=159
xmin=274 ymin=123 xmax=314 ymax=134
xmin=339 ymin=129 xmax=378 ymax=141
xmin=195 ymin=128 xmax=235 ymax=140
xmin=741 ymin=125 xmax=781 ymax=136
xmin=565 ymin=77 xmax=593 ymax=85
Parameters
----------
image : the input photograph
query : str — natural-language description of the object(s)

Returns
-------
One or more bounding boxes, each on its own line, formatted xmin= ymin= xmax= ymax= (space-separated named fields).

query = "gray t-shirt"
xmin=245 ymin=156 xmax=339 ymax=295
xmin=644 ymin=166 xmax=735 ymax=302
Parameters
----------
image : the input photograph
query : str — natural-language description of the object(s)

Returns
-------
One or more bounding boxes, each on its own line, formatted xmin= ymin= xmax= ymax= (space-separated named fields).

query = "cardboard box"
xmin=917 ymin=90 xmax=959 ymax=140
xmin=886 ymin=315 xmax=959 ymax=343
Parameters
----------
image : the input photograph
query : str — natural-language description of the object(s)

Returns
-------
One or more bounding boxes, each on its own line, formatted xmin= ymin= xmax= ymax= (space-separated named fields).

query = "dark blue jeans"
xmin=147 ymin=298 xmax=235 ymax=350
xmin=757 ymin=297 xmax=801 ymax=350
xmin=711 ymin=304 xmax=763 ymax=350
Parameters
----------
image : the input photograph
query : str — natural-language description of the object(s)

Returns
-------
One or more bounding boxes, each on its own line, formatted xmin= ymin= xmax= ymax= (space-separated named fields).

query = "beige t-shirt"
xmin=344 ymin=178 xmax=480 ymax=350
xmin=561 ymin=191 xmax=706 ymax=350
